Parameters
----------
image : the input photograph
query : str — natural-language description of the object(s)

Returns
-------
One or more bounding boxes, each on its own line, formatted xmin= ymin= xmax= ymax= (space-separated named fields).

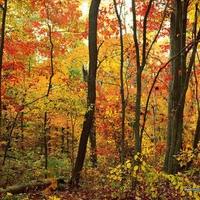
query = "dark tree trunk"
xmin=186 ymin=11 xmax=200 ymax=169
xmin=42 ymin=17 xmax=54 ymax=177
xmin=163 ymin=0 xmax=200 ymax=174
xmin=0 ymin=0 xmax=8 ymax=136
xmin=164 ymin=0 xmax=187 ymax=174
xmin=69 ymin=0 xmax=101 ymax=187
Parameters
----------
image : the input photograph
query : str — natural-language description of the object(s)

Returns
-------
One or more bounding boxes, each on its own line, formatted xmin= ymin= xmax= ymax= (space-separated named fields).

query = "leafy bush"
xmin=107 ymin=153 xmax=200 ymax=199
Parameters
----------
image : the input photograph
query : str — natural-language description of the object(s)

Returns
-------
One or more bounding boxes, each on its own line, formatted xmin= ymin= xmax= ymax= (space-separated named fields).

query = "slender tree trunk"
xmin=131 ymin=0 xmax=153 ymax=188
xmin=0 ymin=0 xmax=8 ymax=136
xmin=152 ymin=90 xmax=157 ymax=167
xmin=42 ymin=4 xmax=55 ymax=176
xmin=186 ymin=6 xmax=200 ymax=168
xmin=113 ymin=0 xmax=125 ymax=166
xmin=83 ymin=60 xmax=97 ymax=167
xmin=43 ymin=112 xmax=49 ymax=174
xmin=70 ymin=113 xmax=77 ymax=168
xmin=69 ymin=0 xmax=101 ymax=187
xmin=20 ymin=112 xmax=24 ymax=151
xmin=1 ymin=4 xmax=26 ymax=162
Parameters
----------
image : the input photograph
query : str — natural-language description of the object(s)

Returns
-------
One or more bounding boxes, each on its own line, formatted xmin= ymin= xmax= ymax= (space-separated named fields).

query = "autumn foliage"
xmin=0 ymin=0 xmax=200 ymax=199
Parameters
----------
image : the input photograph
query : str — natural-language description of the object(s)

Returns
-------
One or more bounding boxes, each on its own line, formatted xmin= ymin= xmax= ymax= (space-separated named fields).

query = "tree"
xmin=69 ymin=0 xmax=101 ymax=187
xmin=130 ymin=0 xmax=167 ymax=187
xmin=164 ymin=0 xmax=200 ymax=174
xmin=42 ymin=2 xmax=55 ymax=176
xmin=113 ymin=0 xmax=126 ymax=166
xmin=0 ymin=0 xmax=8 ymax=135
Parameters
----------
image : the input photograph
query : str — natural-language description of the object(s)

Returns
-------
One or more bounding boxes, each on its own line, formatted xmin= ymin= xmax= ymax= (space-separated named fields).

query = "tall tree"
xmin=42 ymin=4 xmax=55 ymax=176
xmin=130 ymin=0 xmax=169 ymax=187
xmin=69 ymin=0 xmax=101 ymax=187
xmin=164 ymin=0 xmax=200 ymax=174
xmin=131 ymin=0 xmax=154 ymax=188
xmin=113 ymin=0 xmax=126 ymax=166
xmin=0 ymin=0 xmax=8 ymax=135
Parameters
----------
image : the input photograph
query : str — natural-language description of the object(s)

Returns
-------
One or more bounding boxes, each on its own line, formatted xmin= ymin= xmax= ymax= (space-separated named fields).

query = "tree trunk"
xmin=113 ymin=0 xmax=126 ymax=166
xmin=164 ymin=1 xmax=184 ymax=174
xmin=69 ymin=0 xmax=101 ymax=187
xmin=0 ymin=178 xmax=65 ymax=195
xmin=186 ymin=6 xmax=200 ymax=169
xmin=0 ymin=0 xmax=8 ymax=136
xmin=163 ymin=0 xmax=193 ymax=174
xmin=131 ymin=0 xmax=153 ymax=188
xmin=42 ymin=17 xmax=54 ymax=177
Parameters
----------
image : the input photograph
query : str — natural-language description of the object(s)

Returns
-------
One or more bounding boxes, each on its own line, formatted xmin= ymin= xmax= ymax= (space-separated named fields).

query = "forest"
xmin=0 ymin=0 xmax=200 ymax=199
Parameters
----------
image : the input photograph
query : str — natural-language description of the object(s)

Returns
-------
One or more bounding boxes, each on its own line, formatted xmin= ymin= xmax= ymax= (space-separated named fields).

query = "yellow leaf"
xmin=181 ymin=191 xmax=185 ymax=196
xmin=6 ymin=192 xmax=13 ymax=196
xmin=137 ymin=176 xmax=143 ymax=182
xmin=134 ymin=165 xmax=139 ymax=171
xmin=132 ymin=171 xmax=137 ymax=177
xmin=172 ymin=181 xmax=176 ymax=185
xmin=118 ymin=177 xmax=122 ymax=181
xmin=49 ymin=196 xmax=61 ymax=200
xmin=188 ymin=191 xmax=193 ymax=196
xmin=180 ymin=186 xmax=183 ymax=193
xmin=141 ymin=165 xmax=145 ymax=171
xmin=151 ymin=192 xmax=157 ymax=198
xmin=175 ymin=185 xmax=179 ymax=190
xmin=126 ymin=162 xmax=131 ymax=169
xmin=134 ymin=155 xmax=138 ymax=160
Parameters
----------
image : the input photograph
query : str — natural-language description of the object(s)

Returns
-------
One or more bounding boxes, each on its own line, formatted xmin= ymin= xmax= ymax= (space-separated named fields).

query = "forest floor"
xmin=0 ymin=185 xmax=137 ymax=200
xmin=1 ymin=180 xmax=198 ymax=200
xmin=0 ymin=186 xmax=188 ymax=200
xmin=1 ymin=166 xmax=200 ymax=199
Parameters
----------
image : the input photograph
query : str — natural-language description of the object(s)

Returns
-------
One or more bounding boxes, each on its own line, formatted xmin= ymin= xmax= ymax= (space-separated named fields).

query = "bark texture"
xmin=164 ymin=0 xmax=199 ymax=174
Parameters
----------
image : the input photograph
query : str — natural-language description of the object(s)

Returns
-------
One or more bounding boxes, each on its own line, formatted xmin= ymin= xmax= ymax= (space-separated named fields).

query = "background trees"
xmin=0 ymin=0 xmax=200 ymax=198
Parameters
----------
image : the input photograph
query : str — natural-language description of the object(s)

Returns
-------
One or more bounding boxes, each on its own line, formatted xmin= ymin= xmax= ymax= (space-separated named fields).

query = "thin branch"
xmin=146 ymin=0 xmax=169 ymax=60
xmin=140 ymin=39 xmax=198 ymax=140
xmin=132 ymin=0 xmax=140 ymax=70
xmin=141 ymin=0 xmax=153 ymax=69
